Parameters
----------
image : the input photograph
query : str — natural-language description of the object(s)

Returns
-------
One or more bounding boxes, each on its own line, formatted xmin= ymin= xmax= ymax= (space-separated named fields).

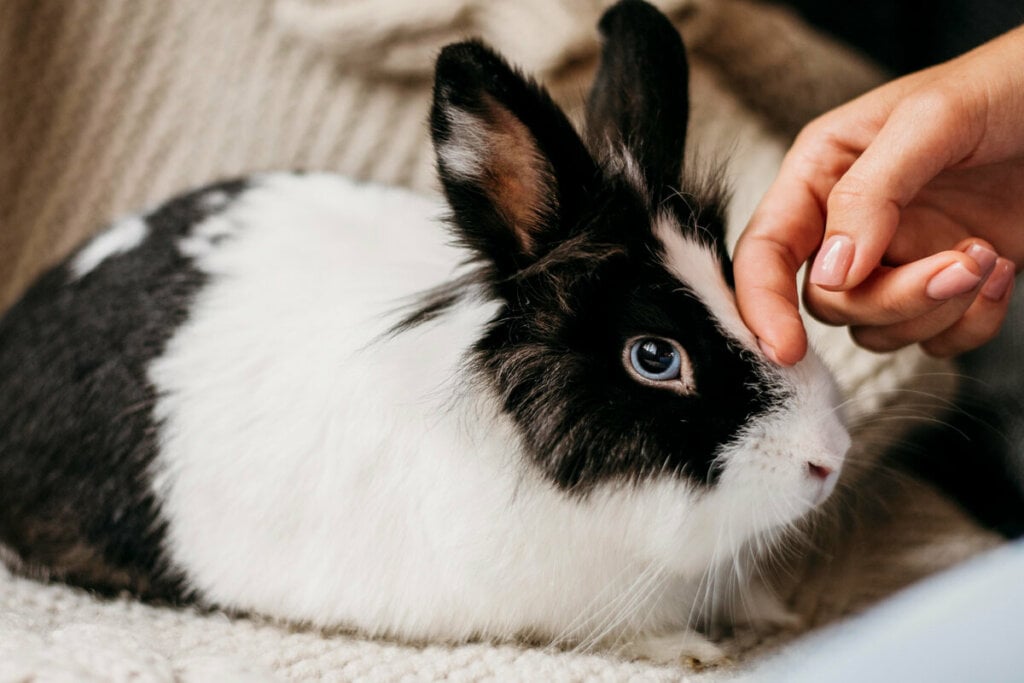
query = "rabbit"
xmin=0 ymin=0 xmax=849 ymax=665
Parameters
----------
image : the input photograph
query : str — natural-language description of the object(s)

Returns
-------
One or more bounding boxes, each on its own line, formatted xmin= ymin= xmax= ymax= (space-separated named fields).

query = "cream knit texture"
xmin=0 ymin=0 xmax=881 ymax=312
xmin=0 ymin=1 xmax=1002 ymax=680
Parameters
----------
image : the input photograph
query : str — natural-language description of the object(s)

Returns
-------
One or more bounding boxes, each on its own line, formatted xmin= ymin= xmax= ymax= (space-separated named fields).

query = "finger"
xmin=920 ymin=258 xmax=1016 ymax=357
xmin=733 ymin=232 xmax=809 ymax=366
xmin=810 ymin=89 xmax=982 ymax=291
xmin=734 ymin=130 xmax=854 ymax=365
xmin=806 ymin=241 xmax=997 ymax=327
xmin=849 ymin=261 xmax=995 ymax=354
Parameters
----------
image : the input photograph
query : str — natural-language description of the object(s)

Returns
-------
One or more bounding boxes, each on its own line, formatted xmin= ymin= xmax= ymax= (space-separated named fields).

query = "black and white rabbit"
xmin=0 ymin=0 xmax=848 ymax=664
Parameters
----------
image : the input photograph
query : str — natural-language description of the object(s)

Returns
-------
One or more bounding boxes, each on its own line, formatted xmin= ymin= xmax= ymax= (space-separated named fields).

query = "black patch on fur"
xmin=475 ymin=180 xmax=783 ymax=491
xmin=387 ymin=270 xmax=486 ymax=335
xmin=431 ymin=40 xmax=600 ymax=276
xmin=0 ymin=179 xmax=247 ymax=600
xmin=426 ymin=2 xmax=775 ymax=492
xmin=586 ymin=0 xmax=734 ymax=280
xmin=586 ymin=0 xmax=691 ymax=201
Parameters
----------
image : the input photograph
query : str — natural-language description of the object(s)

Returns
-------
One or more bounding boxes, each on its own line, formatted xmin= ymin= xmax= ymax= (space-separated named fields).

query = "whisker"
xmin=579 ymin=562 xmax=665 ymax=653
xmin=551 ymin=559 xmax=645 ymax=649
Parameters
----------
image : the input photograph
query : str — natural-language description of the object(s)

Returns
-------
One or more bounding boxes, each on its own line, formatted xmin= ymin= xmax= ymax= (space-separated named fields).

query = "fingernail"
xmin=963 ymin=243 xmax=998 ymax=275
xmin=926 ymin=262 xmax=982 ymax=300
xmin=981 ymin=258 xmax=1015 ymax=301
xmin=758 ymin=338 xmax=782 ymax=365
xmin=809 ymin=235 xmax=854 ymax=287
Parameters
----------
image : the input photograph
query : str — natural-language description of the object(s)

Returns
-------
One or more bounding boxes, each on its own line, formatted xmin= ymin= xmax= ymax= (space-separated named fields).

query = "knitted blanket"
xmin=0 ymin=1 xmax=1002 ymax=680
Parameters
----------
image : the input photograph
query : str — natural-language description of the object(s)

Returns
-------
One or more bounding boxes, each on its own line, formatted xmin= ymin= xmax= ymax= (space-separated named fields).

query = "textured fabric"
xmin=0 ymin=0 xmax=1003 ymax=680
xmin=0 ymin=563 xmax=712 ymax=682
xmin=0 ymin=0 xmax=881 ymax=312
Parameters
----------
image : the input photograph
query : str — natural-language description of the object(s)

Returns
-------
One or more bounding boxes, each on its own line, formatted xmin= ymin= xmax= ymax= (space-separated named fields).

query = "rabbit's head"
xmin=428 ymin=0 xmax=849 ymax=573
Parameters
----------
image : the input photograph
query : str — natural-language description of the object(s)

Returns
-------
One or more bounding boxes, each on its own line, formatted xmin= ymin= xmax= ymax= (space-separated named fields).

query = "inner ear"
xmin=445 ymin=95 xmax=557 ymax=255
xmin=431 ymin=41 xmax=597 ymax=273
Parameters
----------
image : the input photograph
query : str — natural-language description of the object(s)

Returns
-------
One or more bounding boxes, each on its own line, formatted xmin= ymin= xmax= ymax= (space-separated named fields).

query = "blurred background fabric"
xmin=0 ymin=0 xmax=1016 ymax=679
xmin=0 ymin=0 xmax=886 ymax=314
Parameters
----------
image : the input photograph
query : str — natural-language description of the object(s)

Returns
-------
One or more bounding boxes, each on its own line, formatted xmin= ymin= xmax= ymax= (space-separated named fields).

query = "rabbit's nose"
xmin=806 ymin=462 xmax=832 ymax=480
xmin=806 ymin=461 xmax=840 ymax=504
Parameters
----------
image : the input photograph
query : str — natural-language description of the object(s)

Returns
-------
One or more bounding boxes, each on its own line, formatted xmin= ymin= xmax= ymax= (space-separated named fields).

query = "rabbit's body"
xmin=0 ymin=1 xmax=849 ymax=662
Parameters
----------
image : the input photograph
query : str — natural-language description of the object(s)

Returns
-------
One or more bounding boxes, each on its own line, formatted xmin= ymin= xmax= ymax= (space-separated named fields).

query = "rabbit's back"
xmin=0 ymin=173 xmax=482 ymax=600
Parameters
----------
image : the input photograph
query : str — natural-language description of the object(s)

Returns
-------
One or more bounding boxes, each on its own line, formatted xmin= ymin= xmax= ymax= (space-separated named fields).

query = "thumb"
xmin=809 ymin=90 xmax=979 ymax=290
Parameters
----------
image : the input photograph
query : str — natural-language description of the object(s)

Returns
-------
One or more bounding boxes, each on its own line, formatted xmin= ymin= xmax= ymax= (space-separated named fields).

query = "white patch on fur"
xmin=198 ymin=190 xmax=230 ymax=212
xmin=653 ymin=213 xmax=757 ymax=350
xmin=147 ymin=173 xmax=849 ymax=653
xmin=653 ymin=210 xmax=850 ymax=575
xmin=711 ymin=351 xmax=850 ymax=538
xmin=178 ymin=214 xmax=242 ymax=262
xmin=437 ymin=107 xmax=488 ymax=180
xmin=70 ymin=216 xmax=148 ymax=279
xmin=598 ymin=146 xmax=648 ymax=197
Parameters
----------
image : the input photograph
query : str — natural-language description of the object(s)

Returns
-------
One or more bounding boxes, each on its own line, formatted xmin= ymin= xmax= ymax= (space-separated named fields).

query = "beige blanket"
xmin=0 ymin=1 xmax=1001 ymax=679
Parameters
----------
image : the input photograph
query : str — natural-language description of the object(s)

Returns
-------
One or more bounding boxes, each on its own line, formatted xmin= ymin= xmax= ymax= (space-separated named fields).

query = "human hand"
xmin=734 ymin=27 xmax=1024 ymax=365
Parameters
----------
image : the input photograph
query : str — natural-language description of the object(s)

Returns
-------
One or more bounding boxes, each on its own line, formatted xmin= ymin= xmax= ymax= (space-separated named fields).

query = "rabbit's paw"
xmin=622 ymin=630 xmax=730 ymax=669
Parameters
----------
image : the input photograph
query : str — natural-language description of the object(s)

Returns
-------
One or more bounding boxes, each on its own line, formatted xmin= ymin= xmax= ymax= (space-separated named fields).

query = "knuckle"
xmin=904 ymin=87 xmax=961 ymax=126
xmin=825 ymin=182 xmax=869 ymax=213
xmin=900 ymin=86 xmax=979 ymax=145
xmin=825 ymin=177 xmax=892 ymax=218
xmin=905 ymin=88 xmax=952 ymax=115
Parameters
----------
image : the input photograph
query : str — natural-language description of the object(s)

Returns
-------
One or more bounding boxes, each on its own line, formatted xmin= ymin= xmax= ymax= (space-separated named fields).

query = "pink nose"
xmin=807 ymin=462 xmax=833 ymax=480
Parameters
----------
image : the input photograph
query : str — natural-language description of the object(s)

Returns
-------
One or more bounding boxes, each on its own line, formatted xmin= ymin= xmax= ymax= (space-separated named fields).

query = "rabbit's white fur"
xmin=144 ymin=173 xmax=847 ymax=653
xmin=655 ymin=213 xmax=753 ymax=347
xmin=71 ymin=216 xmax=149 ymax=280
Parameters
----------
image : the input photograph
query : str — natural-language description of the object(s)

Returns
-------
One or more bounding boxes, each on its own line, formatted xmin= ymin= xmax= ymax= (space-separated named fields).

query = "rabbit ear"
xmin=585 ymin=0 xmax=690 ymax=202
xmin=431 ymin=41 xmax=597 ymax=275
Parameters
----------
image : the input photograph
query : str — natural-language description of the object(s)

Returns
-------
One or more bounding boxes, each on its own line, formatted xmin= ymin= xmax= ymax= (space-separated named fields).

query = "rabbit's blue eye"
xmin=629 ymin=337 xmax=681 ymax=381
